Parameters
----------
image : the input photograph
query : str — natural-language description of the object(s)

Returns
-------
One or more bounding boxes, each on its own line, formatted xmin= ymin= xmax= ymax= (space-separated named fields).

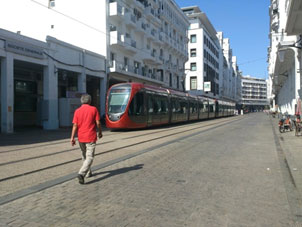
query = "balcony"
xmin=123 ymin=37 xmax=137 ymax=54
xmin=144 ymin=6 xmax=161 ymax=25
xmin=109 ymin=2 xmax=125 ymax=22
xmin=110 ymin=31 xmax=124 ymax=47
xmin=135 ymin=18 xmax=147 ymax=34
xmin=271 ymin=15 xmax=279 ymax=32
xmin=109 ymin=60 xmax=164 ymax=85
xmin=145 ymin=26 xmax=156 ymax=41
xmin=125 ymin=13 xmax=137 ymax=28
xmin=110 ymin=31 xmax=137 ymax=55
xmin=109 ymin=60 xmax=141 ymax=76
xmin=142 ymin=50 xmax=162 ymax=65
xmin=153 ymin=32 xmax=163 ymax=45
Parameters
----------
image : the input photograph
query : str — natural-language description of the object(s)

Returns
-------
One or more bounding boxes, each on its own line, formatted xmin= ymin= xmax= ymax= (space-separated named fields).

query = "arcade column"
xmin=43 ymin=59 xmax=59 ymax=130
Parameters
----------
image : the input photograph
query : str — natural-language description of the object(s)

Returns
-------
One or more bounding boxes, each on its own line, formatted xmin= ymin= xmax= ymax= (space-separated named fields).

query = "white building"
xmin=108 ymin=0 xmax=189 ymax=89
xmin=182 ymin=6 xmax=240 ymax=102
xmin=240 ymin=76 xmax=269 ymax=111
xmin=0 ymin=0 xmax=189 ymax=133
xmin=217 ymin=33 xmax=240 ymax=103
xmin=182 ymin=6 xmax=220 ymax=97
xmin=268 ymin=0 xmax=302 ymax=115
xmin=0 ymin=29 xmax=106 ymax=133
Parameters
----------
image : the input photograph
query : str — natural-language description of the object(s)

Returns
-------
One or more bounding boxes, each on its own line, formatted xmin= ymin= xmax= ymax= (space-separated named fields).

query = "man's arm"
xmin=96 ymin=120 xmax=103 ymax=139
xmin=70 ymin=123 xmax=78 ymax=146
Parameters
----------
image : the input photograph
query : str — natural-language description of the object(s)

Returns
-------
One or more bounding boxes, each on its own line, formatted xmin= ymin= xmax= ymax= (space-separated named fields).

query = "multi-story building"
xmin=182 ymin=6 xmax=220 ymax=98
xmin=268 ymin=0 xmax=302 ymax=115
xmin=217 ymin=32 xmax=241 ymax=103
xmin=108 ymin=0 xmax=189 ymax=90
xmin=240 ymin=76 xmax=269 ymax=111
xmin=0 ymin=0 xmax=189 ymax=133
xmin=182 ymin=6 xmax=240 ymax=102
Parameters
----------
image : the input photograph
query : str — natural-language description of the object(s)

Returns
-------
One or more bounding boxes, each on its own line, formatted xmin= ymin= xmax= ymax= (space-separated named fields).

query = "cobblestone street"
xmin=0 ymin=114 xmax=301 ymax=226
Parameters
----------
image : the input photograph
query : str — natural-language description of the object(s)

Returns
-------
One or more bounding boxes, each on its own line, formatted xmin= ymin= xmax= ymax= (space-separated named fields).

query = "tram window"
xmin=180 ymin=101 xmax=187 ymax=114
xmin=192 ymin=103 xmax=198 ymax=113
xmin=108 ymin=87 xmax=131 ymax=113
xmin=153 ymin=98 xmax=159 ymax=114
xmin=148 ymin=96 xmax=153 ymax=113
xmin=161 ymin=99 xmax=167 ymax=113
xmin=172 ymin=99 xmax=180 ymax=113
xmin=128 ymin=92 xmax=144 ymax=116
xmin=209 ymin=104 xmax=214 ymax=112
xmin=199 ymin=103 xmax=204 ymax=110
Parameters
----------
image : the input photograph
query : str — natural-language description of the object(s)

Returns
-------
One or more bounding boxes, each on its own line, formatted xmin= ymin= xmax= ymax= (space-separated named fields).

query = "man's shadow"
xmin=86 ymin=164 xmax=144 ymax=184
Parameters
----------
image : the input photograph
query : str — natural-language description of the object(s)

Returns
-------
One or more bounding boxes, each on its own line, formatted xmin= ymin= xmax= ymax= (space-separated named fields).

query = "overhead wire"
xmin=30 ymin=0 xmax=188 ymax=62
xmin=30 ymin=0 xmax=257 ymax=77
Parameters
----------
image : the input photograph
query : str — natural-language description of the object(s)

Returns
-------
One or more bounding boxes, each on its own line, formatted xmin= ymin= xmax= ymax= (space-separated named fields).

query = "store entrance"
xmin=14 ymin=60 xmax=43 ymax=129
xmin=86 ymin=75 xmax=100 ymax=111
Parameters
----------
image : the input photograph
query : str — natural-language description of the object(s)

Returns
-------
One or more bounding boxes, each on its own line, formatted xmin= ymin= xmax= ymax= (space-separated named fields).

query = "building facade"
xmin=268 ymin=0 xmax=302 ymax=115
xmin=182 ymin=6 xmax=220 ymax=97
xmin=182 ymin=6 xmax=240 ymax=102
xmin=0 ymin=29 xmax=106 ymax=133
xmin=108 ymin=0 xmax=189 ymax=90
xmin=0 ymin=0 xmax=189 ymax=133
xmin=240 ymin=76 xmax=269 ymax=111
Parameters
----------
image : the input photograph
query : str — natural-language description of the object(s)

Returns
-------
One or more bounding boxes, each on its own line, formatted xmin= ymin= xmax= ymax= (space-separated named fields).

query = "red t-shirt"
xmin=72 ymin=104 xmax=100 ymax=143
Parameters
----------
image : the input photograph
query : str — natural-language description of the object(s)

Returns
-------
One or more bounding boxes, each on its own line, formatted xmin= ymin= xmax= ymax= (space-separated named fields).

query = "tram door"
xmin=147 ymin=93 xmax=153 ymax=126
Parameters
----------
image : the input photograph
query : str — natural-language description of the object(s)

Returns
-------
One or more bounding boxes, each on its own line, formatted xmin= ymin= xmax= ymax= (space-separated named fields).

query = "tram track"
xmin=0 ymin=117 xmax=242 ymax=183
xmin=0 ymin=120 xmax=205 ymax=154
xmin=0 ymin=117 xmax=236 ymax=166
xmin=0 ymin=116 xmax=245 ymax=206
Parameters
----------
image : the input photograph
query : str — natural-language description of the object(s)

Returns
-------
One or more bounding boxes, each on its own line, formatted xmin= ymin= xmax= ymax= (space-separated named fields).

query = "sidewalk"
xmin=271 ymin=115 xmax=302 ymax=198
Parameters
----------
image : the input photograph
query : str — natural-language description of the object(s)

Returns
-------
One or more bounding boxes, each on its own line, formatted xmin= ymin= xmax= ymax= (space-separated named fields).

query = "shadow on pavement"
xmin=0 ymin=124 xmax=108 ymax=147
xmin=86 ymin=164 xmax=144 ymax=185
xmin=0 ymin=127 xmax=72 ymax=147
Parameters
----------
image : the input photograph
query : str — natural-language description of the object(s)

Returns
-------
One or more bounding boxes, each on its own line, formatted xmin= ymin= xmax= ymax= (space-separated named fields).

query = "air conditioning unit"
xmin=48 ymin=0 xmax=55 ymax=8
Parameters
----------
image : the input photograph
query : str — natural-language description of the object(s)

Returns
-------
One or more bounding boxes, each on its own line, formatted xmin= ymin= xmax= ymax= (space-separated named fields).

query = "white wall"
xmin=0 ymin=0 xmax=107 ymax=56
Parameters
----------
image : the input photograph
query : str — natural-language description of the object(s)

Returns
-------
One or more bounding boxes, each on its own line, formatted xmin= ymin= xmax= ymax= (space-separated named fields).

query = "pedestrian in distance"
xmin=70 ymin=94 xmax=103 ymax=184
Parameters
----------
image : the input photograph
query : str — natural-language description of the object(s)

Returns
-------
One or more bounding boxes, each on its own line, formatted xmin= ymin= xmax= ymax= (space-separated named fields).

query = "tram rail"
xmin=0 ymin=116 xmax=243 ymax=201
xmin=0 ymin=117 xmax=236 ymax=167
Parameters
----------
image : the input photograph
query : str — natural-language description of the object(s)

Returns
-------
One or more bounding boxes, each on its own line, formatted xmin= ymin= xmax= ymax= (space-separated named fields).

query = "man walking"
xmin=70 ymin=94 xmax=103 ymax=184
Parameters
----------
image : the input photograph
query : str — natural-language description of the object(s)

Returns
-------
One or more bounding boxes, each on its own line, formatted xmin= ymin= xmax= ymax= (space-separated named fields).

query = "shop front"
xmin=0 ymin=29 xmax=106 ymax=133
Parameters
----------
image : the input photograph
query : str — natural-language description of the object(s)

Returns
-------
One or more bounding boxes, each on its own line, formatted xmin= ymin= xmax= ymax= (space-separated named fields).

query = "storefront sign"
xmin=5 ymin=41 xmax=44 ymax=59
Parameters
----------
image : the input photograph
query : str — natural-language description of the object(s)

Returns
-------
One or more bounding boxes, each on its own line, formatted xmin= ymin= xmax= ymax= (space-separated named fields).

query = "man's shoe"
xmin=86 ymin=172 xmax=93 ymax=178
xmin=77 ymin=174 xmax=85 ymax=184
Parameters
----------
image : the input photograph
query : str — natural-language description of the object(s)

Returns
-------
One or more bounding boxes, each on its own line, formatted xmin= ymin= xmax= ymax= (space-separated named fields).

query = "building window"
xmin=190 ymin=34 xmax=196 ymax=43
xmin=190 ymin=49 xmax=196 ymax=57
xmin=134 ymin=61 xmax=140 ymax=74
xmin=190 ymin=63 xmax=197 ymax=71
xmin=110 ymin=52 xmax=115 ymax=62
xmin=190 ymin=77 xmax=197 ymax=90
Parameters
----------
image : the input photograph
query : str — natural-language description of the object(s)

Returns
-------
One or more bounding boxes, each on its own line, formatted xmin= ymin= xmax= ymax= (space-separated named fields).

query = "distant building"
xmin=217 ymin=33 xmax=240 ymax=103
xmin=182 ymin=6 xmax=220 ymax=98
xmin=182 ymin=6 xmax=240 ymax=102
xmin=240 ymin=76 xmax=269 ymax=111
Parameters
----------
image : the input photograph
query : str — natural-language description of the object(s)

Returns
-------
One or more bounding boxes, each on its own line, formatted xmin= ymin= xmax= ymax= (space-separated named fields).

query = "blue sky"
xmin=176 ymin=0 xmax=270 ymax=79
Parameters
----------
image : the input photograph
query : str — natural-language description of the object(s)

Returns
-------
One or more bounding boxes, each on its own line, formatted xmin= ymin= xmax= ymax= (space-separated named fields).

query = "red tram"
xmin=106 ymin=83 xmax=235 ymax=129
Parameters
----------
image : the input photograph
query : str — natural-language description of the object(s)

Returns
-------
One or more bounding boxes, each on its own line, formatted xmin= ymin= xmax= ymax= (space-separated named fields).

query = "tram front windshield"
xmin=108 ymin=86 xmax=131 ymax=114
